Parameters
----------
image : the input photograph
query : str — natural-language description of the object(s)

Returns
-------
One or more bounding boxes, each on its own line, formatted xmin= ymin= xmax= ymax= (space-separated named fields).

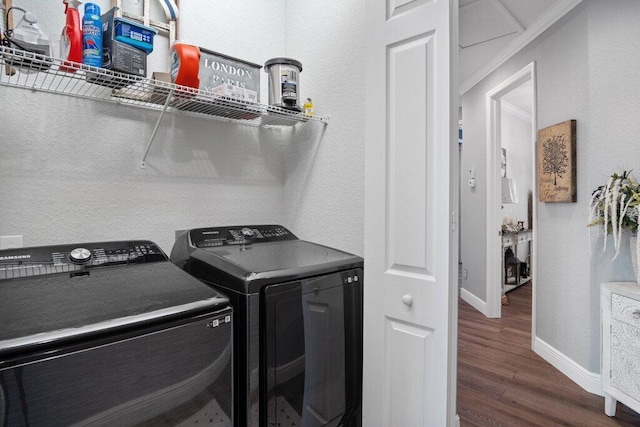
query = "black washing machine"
xmin=171 ymin=225 xmax=363 ymax=427
xmin=0 ymin=240 xmax=233 ymax=426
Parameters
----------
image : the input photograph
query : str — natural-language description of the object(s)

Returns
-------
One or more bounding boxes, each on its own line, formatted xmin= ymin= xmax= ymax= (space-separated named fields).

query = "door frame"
xmin=485 ymin=62 xmax=537 ymax=324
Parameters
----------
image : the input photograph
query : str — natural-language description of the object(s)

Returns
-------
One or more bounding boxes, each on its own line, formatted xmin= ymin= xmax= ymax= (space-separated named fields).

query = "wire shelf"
xmin=0 ymin=46 xmax=328 ymax=127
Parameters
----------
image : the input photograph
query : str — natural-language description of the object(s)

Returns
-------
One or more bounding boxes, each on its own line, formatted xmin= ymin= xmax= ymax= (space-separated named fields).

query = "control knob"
xmin=241 ymin=227 xmax=255 ymax=239
xmin=69 ymin=247 xmax=92 ymax=264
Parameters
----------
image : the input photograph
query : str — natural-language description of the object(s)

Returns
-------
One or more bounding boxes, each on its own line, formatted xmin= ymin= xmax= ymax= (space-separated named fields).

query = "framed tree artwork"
xmin=537 ymin=119 xmax=577 ymax=202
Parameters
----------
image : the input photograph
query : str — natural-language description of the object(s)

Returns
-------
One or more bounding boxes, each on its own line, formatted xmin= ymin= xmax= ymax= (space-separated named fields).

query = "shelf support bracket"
xmin=141 ymin=88 xmax=174 ymax=168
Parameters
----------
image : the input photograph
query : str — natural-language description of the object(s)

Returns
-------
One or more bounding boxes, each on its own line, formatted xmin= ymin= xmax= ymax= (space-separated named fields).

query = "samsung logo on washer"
xmin=0 ymin=254 xmax=30 ymax=261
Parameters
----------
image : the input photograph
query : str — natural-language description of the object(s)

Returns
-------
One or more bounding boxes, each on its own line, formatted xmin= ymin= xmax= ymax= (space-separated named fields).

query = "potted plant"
xmin=588 ymin=170 xmax=640 ymax=280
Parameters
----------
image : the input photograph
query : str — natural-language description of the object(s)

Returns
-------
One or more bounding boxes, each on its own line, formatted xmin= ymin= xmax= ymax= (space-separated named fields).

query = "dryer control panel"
xmin=190 ymin=225 xmax=297 ymax=248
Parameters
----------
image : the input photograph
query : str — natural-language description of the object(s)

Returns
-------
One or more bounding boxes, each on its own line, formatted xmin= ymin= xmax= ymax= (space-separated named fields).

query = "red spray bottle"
xmin=60 ymin=0 xmax=82 ymax=72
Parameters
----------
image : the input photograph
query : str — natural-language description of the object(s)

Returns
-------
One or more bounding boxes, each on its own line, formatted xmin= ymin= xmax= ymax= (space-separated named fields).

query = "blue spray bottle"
xmin=82 ymin=3 xmax=102 ymax=67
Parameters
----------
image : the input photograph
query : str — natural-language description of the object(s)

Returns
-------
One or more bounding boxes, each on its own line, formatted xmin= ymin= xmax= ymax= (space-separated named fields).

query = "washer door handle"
xmin=402 ymin=294 xmax=413 ymax=307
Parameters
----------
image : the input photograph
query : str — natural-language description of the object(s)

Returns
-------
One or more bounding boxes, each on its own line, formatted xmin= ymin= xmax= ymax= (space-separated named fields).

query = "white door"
xmin=363 ymin=0 xmax=458 ymax=426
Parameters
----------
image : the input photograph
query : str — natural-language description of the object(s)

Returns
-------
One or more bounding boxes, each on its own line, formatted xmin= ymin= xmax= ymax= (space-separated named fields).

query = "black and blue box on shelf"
xmin=100 ymin=7 xmax=150 ymax=77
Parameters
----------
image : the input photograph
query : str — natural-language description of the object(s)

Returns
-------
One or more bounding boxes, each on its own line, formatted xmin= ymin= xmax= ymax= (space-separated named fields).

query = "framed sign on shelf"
xmin=537 ymin=119 xmax=577 ymax=202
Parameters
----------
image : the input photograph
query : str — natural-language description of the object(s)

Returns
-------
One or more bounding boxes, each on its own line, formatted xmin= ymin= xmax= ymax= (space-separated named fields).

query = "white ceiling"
xmin=501 ymin=79 xmax=532 ymax=118
xmin=459 ymin=0 xmax=573 ymax=95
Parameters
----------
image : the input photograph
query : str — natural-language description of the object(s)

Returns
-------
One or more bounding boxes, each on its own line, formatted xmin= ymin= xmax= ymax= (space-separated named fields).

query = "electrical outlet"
xmin=463 ymin=269 xmax=468 ymax=280
xmin=0 ymin=235 xmax=23 ymax=249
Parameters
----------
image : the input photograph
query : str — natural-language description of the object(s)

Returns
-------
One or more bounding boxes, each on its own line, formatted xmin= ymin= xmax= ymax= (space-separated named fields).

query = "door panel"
xmin=387 ymin=0 xmax=435 ymax=20
xmin=386 ymin=33 xmax=435 ymax=279
xmin=364 ymin=0 xmax=457 ymax=425
xmin=384 ymin=318 xmax=434 ymax=426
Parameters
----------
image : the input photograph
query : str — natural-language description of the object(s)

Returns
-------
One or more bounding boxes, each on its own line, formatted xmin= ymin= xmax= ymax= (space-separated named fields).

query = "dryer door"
xmin=262 ymin=269 xmax=363 ymax=427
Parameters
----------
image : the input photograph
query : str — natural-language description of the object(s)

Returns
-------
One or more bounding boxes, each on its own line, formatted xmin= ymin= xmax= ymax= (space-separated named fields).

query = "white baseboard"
xmin=533 ymin=336 xmax=603 ymax=396
xmin=460 ymin=287 xmax=487 ymax=316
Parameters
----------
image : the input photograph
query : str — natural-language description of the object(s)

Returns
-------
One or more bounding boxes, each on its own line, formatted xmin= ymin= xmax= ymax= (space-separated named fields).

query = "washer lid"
xmin=190 ymin=239 xmax=363 ymax=293
xmin=0 ymin=241 xmax=229 ymax=357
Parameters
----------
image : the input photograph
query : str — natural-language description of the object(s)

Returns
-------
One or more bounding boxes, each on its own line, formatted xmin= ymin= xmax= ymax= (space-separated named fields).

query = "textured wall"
xmin=0 ymin=88 xmax=287 ymax=253
xmin=580 ymin=0 xmax=640 ymax=370
xmin=0 ymin=1 xmax=365 ymax=256
xmin=461 ymin=0 xmax=640 ymax=373
xmin=281 ymin=1 xmax=366 ymax=256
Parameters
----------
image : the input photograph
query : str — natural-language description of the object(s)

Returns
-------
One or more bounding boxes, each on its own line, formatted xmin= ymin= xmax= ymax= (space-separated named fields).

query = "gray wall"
xmin=501 ymin=107 xmax=533 ymax=259
xmin=461 ymin=0 xmax=640 ymax=373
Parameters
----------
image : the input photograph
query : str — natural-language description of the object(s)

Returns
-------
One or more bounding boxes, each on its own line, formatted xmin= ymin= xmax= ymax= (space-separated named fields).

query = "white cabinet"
xmin=601 ymin=282 xmax=640 ymax=416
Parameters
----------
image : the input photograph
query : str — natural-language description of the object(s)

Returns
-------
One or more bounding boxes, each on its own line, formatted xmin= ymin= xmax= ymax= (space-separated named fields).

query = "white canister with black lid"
xmin=264 ymin=58 xmax=303 ymax=111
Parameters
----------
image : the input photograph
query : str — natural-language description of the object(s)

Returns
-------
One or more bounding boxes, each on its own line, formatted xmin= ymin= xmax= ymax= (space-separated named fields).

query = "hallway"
xmin=457 ymin=283 xmax=640 ymax=426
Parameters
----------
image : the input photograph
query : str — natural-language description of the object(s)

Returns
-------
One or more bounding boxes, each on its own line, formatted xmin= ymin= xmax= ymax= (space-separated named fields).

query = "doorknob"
xmin=402 ymin=294 xmax=413 ymax=306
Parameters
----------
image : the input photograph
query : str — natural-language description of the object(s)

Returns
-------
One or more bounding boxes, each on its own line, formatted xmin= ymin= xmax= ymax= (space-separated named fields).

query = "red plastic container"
xmin=170 ymin=42 xmax=200 ymax=89
xmin=60 ymin=0 xmax=83 ymax=73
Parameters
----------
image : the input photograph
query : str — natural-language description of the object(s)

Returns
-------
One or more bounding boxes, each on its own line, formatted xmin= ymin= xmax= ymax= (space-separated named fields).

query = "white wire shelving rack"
xmin=0 ymin=46 xmax=328 ymax=167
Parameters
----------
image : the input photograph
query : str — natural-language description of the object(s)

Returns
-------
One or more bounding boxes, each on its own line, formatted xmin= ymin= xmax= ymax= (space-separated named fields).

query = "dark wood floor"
xmin=457 ymin=282 xmax=640 ymax=426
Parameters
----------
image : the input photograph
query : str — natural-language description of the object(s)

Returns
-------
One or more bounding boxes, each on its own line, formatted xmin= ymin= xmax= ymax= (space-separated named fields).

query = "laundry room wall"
xmin=281 ymin=1 xmax=366 ymax=256
xmin=0 ymin=1 xmax=365 ymax=255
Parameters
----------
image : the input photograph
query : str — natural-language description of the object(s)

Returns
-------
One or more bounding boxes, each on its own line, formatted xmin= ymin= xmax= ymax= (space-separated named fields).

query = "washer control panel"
xmin=190 ymin=225 xmax=297 ymax=248
xmin=0 ymin=241 xmax=166 ymax=280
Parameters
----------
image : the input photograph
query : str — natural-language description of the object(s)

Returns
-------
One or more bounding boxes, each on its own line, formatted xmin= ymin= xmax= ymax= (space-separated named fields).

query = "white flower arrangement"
xmin=588 ymin=170 xmax=640 ymax=259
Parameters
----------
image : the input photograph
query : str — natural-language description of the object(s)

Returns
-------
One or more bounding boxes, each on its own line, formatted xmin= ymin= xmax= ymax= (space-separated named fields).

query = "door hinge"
xmin=451 ymin=211 xmax=456 ymax=231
